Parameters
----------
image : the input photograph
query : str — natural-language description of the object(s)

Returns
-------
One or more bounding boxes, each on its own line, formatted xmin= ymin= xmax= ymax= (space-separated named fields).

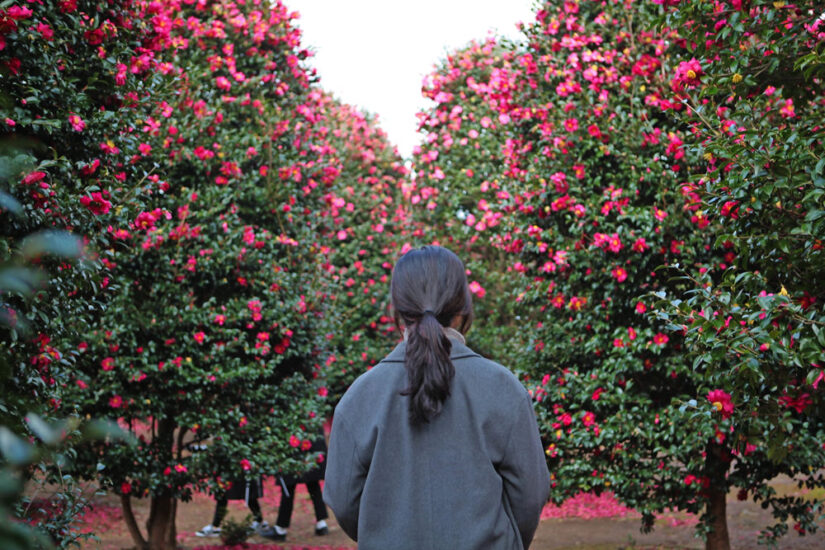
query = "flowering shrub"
xmin=2 ymin=0 xmax=407 ymax=547
xmin=52 ymin=0 xmax=335 ymax=547
xmin=410 ymin=0 xmax=824 ymax=548
xmin=652 ymin=0 xmax=825 ymax=545
xmin=309 ymin=95 xmax=409 ymax=399
xmin=1 ymin=0 xmax=169 ymax=545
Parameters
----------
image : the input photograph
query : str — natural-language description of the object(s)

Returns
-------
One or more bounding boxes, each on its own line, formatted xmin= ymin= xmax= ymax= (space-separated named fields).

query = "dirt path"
xmin=80 ymin=481 xmax=825 ymax=550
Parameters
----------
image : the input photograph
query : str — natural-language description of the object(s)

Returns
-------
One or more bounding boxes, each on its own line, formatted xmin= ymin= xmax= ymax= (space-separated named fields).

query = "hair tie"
xmin=422 ymin=310 xmax=435 ymax=316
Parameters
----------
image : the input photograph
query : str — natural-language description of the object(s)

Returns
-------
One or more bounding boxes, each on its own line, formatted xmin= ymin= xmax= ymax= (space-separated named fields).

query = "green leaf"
xmin=82 ymin=419 xmax=137 ymax=445
xmin=0 ymin=190 xmax=23 ymax=217
xmin=0 ymin=267 xmax=45 ymax=295
xmin=0 ymin=427 xmax=36 ymax=466
xmin=25 ymin=413 xmax=61 ymax=446
xmin=20 ymin=230 xmax=83 ymax=259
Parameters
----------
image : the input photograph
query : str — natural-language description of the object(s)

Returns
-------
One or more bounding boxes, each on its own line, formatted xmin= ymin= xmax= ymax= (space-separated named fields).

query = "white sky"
xmin=288 ymin=0 xmax=536 ymax=159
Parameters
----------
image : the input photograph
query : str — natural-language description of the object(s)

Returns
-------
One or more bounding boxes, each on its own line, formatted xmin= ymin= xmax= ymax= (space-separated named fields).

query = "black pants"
xmin=275 ymin=481 xmax=328 ymax=528
xmin=212 ymin=497 xmax=262 ymax=526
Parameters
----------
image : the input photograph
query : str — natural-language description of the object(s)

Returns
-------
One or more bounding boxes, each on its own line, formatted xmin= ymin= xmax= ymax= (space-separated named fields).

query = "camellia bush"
xmin=1 ymin=0 xmax=167 ymax=545
xmin=3 ymin=0 xmax=410 ymax=547
xmin=310 ymin=93 xmax=410 ymax=400
xmin=652 ymin=0 xmax=825 ymax=545
xmin=56 ymin=1 xmax=334 ymax=547
xmin=410 ymin=0 xmax=824 ymax=548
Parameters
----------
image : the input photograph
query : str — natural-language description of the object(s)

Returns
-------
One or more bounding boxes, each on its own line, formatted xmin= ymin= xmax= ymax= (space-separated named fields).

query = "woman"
xmin=324 ymin=246 xmax=550 ymax=550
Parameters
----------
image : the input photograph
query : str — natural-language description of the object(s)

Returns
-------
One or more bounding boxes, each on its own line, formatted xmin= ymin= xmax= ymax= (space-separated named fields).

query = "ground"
xmin=77 ymin=478 xmax=825 ymax=550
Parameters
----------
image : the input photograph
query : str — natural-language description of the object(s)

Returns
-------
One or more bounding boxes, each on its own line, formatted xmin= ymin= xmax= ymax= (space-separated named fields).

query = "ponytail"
xmin=390 ymin=246 xmax=474 ymax=424
xmin=401 ymin=311 xmax=454 ymax=423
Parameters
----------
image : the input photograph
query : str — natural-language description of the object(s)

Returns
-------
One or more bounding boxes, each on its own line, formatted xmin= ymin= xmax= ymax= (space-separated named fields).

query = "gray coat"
xmin=323 ymin=338 xmax=550 ymax=550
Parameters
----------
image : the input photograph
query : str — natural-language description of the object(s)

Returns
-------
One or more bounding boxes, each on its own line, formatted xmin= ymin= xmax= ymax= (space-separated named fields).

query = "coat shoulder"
xmin=454 ymin=352 xmax=528 ymax=394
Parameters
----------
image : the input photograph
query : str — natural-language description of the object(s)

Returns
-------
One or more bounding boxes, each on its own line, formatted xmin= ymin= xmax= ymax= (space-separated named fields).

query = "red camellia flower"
xmin=109 ymin=395 xmax=123 ymax=408
xmin=21 ymin=171 xmax=46 ymax=186
xmin=79 ymin=192 xmax=111 ymax=215
xmin=289 ymin=434 xmax=300 ymax=448
xmin=121 ymin=482 xmax=132 ymax=495
xmin=652 ymin=333 xmax=669 ymax=346
xmin=707 ymin=389 xmax=734 ymax=419
xmin=240 ymin=458 xmax=251 ymax=471
xmin=101 ymin=357 xmax=115 ymax=371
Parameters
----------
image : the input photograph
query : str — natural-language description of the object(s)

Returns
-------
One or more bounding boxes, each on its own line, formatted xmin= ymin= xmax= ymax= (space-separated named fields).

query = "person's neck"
xmin=403 ymin=326 xmax=466 ymax=345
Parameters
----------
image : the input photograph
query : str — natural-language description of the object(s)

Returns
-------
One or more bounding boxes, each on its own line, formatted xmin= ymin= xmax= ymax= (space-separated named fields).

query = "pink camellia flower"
xmin=214 ymin=314 xmax=226 ymax=325
xmin=611 ymin=267 xmax=628 ymax=282
xmin=468 ymin=280 xmax=486 ymax=298
xmin=79 ymin=192 xmax=111 ymax=215
xmin=289 ymin=434 xmax=300 ymax=448
xmin=36 ymin=22 xmax=54 ymax=41
xmin=101 ymin=357 xmax=115 ymax=371
xmin=592 ymin=387 xmax=603 ymax=401
xmin=779 ymin=98 xmax=795 ymax=119
xmin=672 ymin=58 xmax=703 ymax=91
xmin=163 ymin=466 xmax=172 ymax=476
xmin=134 ymin=210 xmax=159 ymax=230
xmin=193 ymin=331 xmax=205 ymax=343
xmin=115 ymin=63 xmax=128 ymax=85
xmin=76 ymin=379 xmax=88 ymax=389
xmin=215 ymin=76 xmax=231 ymax=90
xmin=652 ymin=333 xmax=669 ymax=346
xmin=174 ymin=464 xmax=187 ymax=473
xmin=707 ymin=389 xmax=734 ymax=419
xmin=68 ymin=113 xmax=85 ymax=132
xmin=301 ymin=439 xmax=312 ymax=451
xmin=636 ymin=302 xmax=647 ymax=314
xmin=109 ymin=395 xmax=123 ymax=408
xmin=240 ymin=458 xmax=251 ymax=471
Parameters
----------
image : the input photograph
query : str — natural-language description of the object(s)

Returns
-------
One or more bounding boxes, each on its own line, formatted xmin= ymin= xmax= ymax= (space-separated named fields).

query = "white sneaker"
xmin=195 ymin=524 xmax=220 ymax=537
xmin=250 ymin=520 xmax=271 ymax=534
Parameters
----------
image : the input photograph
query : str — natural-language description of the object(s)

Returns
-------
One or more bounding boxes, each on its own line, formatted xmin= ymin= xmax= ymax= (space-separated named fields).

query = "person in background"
xmin=264 ymin=435 xmax=329 ymax=541
xmin=195 ymin=476 xmax=272 ymax=537
xmin=323 ymin=245 xmax=550 ymax=550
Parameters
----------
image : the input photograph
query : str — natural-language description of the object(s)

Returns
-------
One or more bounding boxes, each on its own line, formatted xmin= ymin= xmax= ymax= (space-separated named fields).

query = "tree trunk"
xmin=705 ymin=485 xmax=731 ymax=550
xmin=120 ymin=494 xmax=148 ymax=550
xmin=705 ymin=441 xmax=731 ymax=550
xmin=146 ymin=493 xmax=177 ymax=550
xmin=142 ymin=416 xmax=178 ymax=550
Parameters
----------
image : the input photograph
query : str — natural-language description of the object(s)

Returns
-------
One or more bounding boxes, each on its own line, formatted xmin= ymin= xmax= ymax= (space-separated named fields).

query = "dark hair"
xmin=390 ymin=246 xmax=474 ymax=423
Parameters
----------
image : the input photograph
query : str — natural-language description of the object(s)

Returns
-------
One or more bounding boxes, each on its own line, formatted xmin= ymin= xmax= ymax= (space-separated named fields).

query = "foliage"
xmin=653 ymin=0 xmax=825 ymax=541
xmin=3 ymin=0 xmax=413 ymax=546
xmin=310 ymin=94 xmax=409 ymax=400
xmin=219 ymin=514 xmax=251 ymax=545
xmin=410 ymin=0 xmax=825 ymax=545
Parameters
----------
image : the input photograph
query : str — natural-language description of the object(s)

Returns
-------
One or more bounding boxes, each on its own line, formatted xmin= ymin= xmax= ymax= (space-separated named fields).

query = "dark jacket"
xmin=323 ymin=338 xmax=550 ymax=550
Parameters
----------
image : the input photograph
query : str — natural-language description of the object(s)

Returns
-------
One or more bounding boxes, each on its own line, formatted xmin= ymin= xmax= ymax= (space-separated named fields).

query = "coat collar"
xmin=381 ymin=336 xmax=480 ymax=364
